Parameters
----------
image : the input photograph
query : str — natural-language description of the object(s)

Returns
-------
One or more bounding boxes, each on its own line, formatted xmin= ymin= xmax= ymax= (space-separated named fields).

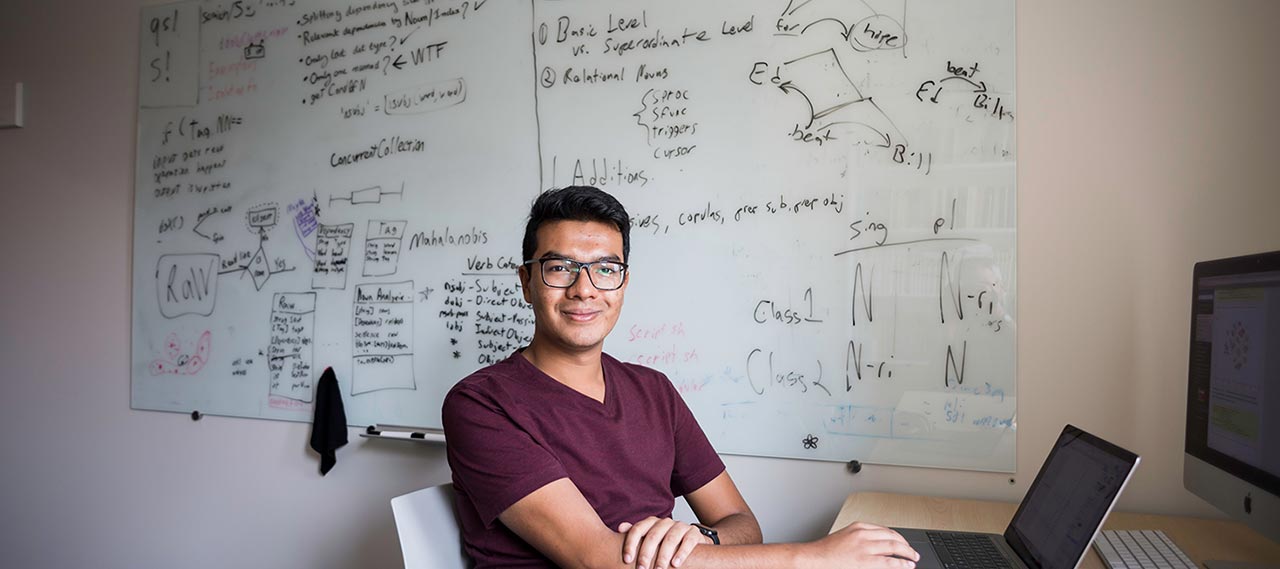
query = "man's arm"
xmin=499 ymin=476 xmax=919 ymax=569
xmin=685 ymin=471 xmax=762 ymax=545
xmin=499 ymin=477 xmax=632 ymax=569
xmin=617 ymin=471 xmax=761 ymax=568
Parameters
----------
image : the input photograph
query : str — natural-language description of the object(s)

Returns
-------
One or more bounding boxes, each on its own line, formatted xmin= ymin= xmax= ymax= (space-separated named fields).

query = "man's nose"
xmin=567 ymin=267 xmax=599 ymax=299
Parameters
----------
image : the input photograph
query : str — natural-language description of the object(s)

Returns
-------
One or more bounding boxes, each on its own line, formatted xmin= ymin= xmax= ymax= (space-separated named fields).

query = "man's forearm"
xmin=705 ymin=511 xmax=763 ymax=546
xmin=680 ymin=521 xmax=920 ymax=569
xmin=680 ymin=541 xmax=809 ymax=569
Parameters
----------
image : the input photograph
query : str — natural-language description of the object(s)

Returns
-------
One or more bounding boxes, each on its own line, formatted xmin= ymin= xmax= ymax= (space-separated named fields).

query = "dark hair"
xmin=522 ymin=186 xmax=631 ymax=263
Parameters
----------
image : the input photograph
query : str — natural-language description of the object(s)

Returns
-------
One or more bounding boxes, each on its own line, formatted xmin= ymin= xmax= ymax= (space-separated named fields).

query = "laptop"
xmin=895 ymin=424 xmax=1140 ymax=569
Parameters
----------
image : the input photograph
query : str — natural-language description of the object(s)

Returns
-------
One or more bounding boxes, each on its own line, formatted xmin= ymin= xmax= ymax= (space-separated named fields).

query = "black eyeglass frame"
xmin=521 ymin=257 xmax=630 ymax=291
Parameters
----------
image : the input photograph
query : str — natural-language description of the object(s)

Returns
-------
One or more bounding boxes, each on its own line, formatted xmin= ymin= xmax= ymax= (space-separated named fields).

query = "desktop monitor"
xmin=1185 ymin=250 xmax=1280 ymax=561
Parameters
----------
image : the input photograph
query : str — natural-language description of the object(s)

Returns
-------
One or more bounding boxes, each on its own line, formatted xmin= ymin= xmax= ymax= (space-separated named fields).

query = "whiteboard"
xmin=132 ymin=0 xmax=1017 ymax=472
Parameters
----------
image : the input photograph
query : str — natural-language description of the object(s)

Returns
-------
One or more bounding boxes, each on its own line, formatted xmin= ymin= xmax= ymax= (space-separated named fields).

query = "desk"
xmin=831 ymin=492 xmax=1280 ymax=568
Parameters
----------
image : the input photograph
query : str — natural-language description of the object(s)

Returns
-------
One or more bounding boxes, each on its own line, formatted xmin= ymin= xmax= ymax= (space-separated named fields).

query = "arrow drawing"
xmin=776 ymin=49 xmax=904 ymax=147
xmin=777 ymin=0 xmax=907 ymax=52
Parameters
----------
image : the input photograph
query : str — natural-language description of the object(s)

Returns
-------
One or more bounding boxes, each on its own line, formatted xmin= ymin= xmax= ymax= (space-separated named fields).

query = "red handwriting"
xmin=219 ymin=27 xmax=289 ymax=51
xmin=207 ymin=60 xmax=257 ymax=80
xmin=205 ymin=79 xmax=259 ymax=102
xmin=269 ymin=396 xmax=309 ymax=411
xmin=633 ymin=345 xmax=699 ymax=367
xmin=627 ymin=321 xmax=687 ymax=342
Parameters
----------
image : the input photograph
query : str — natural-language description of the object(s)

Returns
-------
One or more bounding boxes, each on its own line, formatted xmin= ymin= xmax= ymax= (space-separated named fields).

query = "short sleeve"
xmin=666 ymin=381 xmax=726 ymax=496
xmin=443 ymin=383 xmax=568 ymax=527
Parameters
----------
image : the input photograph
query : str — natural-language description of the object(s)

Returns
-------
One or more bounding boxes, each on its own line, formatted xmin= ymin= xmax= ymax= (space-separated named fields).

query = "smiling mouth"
xmin=563 ymin=310 xmax=600 ymax=322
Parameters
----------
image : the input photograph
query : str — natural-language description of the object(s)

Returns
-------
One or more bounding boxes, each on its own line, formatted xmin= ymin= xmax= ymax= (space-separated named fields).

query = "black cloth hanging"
xmin=309 ymin=367 xmax=348 ymax=475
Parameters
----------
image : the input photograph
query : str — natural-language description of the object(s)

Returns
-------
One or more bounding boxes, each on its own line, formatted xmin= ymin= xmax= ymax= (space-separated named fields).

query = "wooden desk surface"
xmin=831 ymin=492 xmax=1280 ymax=568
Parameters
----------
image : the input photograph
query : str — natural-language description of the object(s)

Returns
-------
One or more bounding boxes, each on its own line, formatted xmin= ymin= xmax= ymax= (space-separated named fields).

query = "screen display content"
xmin=1187 ymin=266 xmax=1280 ymax=493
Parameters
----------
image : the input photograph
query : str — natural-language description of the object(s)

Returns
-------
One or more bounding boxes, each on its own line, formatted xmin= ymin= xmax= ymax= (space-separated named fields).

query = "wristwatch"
xmin=692 ymin=523 xmax=720 ymax=545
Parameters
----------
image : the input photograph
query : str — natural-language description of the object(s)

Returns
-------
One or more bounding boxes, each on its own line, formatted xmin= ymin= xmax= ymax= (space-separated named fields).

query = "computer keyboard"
xmin=1092 ymin=529 xmax=1198 ymax=569
xmin=925 ymin=532 xmax=1013 ymax=569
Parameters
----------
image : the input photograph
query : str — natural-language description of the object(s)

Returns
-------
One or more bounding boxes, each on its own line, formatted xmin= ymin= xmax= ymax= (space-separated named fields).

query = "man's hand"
xmin=618 ymin=517 xmax=710 ymax=569
xmin=806 ymin=521 xmax=920 ymax=568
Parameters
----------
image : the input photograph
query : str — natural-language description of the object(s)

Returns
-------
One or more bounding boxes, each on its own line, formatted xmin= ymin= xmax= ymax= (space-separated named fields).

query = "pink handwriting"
xmin=627 ymin=321 xmax=687 ymax=342
xmin=269 ymin=396 xmax=310 ymax=411
xmin=633 ymin=345 xmax=699 ymax=367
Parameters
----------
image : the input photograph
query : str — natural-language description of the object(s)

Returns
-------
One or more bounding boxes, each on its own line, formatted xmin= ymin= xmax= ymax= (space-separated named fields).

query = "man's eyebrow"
xmin=538 ymin=251 xmax=624 ymax=263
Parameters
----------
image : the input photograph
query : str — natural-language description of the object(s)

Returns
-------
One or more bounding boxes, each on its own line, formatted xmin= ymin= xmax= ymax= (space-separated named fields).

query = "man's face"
xmin=520 ymin=219 xmax=628 ymax=355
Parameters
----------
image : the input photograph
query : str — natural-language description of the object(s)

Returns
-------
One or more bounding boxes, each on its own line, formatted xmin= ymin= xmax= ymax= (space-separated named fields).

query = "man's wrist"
xmin=692 ymin=523 xmax=719 ymax=545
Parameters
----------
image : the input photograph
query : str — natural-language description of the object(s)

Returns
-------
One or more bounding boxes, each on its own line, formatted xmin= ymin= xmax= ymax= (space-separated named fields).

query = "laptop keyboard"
xmin=927 ymin=532 xmax=1014 ymax=569
xmin=1092 ymin=529 xmax=1197 ymax=569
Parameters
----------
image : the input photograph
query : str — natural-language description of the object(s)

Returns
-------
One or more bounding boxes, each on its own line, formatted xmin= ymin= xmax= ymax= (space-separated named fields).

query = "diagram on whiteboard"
xmin=750 ymin=48 xmax=904 ymax=148
xmin=215 ymin=203 xmax=297 ymax=291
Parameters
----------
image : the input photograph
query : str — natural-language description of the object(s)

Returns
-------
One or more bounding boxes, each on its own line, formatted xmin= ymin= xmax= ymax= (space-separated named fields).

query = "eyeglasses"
xmin=523 ymin=257 xmax=628 ymax=290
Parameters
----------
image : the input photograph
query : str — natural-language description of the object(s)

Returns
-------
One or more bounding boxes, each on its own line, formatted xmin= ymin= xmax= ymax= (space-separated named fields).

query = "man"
xmin=443 ymin=186 xmax=919 ymax=569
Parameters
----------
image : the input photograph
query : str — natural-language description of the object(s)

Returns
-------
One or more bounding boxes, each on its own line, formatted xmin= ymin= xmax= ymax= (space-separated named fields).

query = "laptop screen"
xmin=1004 ymin=425 xmax=1140 ymax=569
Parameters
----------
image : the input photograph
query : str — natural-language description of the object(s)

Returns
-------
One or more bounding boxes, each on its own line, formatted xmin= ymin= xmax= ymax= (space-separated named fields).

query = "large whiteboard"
xmin=132 ymin=0 xmax=1017 ymax=471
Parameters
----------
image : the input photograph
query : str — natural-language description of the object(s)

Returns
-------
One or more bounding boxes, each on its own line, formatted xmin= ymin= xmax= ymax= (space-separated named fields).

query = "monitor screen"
xmin=1185 ymin=250 xmax=1280 ymax=542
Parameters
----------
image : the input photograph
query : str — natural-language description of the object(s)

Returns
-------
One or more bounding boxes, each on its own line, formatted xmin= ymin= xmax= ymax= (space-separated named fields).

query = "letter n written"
xmin=944 ymin=341 xmax=966 ymax=387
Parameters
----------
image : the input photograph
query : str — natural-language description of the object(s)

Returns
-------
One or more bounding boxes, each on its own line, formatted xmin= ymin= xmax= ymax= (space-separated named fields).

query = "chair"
xmin=391 ymin=483 xmax=471 ymax=569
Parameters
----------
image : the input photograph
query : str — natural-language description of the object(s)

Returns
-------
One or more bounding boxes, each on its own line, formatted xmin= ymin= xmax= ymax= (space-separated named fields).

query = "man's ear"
xmin=519 ymin=264 xmax=533 ymax=303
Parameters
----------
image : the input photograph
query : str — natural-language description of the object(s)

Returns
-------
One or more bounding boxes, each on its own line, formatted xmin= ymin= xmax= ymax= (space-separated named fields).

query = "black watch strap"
xmin=693 ymin=523 xmax=720 ymax=545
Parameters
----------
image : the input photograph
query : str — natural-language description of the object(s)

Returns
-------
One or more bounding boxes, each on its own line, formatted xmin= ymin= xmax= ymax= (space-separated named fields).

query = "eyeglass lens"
xmin=541 ymin=259 xmax=625 ymax=290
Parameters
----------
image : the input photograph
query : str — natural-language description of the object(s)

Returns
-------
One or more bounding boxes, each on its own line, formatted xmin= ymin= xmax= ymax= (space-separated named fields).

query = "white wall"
xmin=2 ymin=1 xmax=1278 ymax=567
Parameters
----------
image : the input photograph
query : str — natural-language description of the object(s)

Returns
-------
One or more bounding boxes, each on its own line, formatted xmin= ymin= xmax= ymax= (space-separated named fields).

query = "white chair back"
xmin=391 ymin=483 xmax=470 ymax=569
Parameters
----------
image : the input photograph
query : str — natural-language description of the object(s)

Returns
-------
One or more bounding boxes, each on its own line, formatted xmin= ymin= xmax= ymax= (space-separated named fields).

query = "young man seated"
xmin=443 ymin=186 xmax=919 ymax=568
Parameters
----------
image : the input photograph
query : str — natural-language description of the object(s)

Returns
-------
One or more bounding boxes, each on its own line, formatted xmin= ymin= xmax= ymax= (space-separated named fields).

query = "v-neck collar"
xmin=513 ymin=350 xmax=617 ymax=413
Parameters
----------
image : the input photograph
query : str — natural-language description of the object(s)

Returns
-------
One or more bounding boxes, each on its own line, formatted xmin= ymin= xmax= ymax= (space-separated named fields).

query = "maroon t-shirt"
xmin=442 ymin=351 xmax=726 ymax=568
